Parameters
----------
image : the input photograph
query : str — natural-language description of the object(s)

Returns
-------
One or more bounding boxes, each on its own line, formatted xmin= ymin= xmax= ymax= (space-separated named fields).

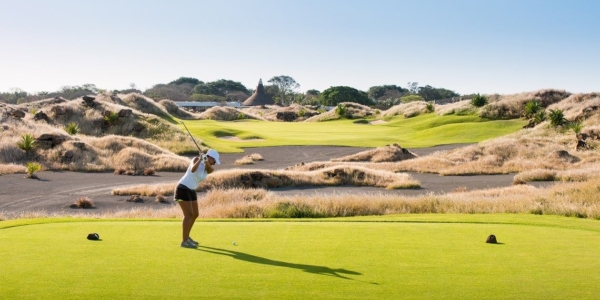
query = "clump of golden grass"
xmin=305 ymin=102 xmax=376 ymax=122
xmin=127 ymin=195 xmax=145 ymax=203
xmin=513 ymin=164 xmax=600 ymax=184
xmin=331 ymin=144 xmax=417 ymax=162
xmin=155 ymin=194 xmax=169 ymax=203
xmin=112 ymin=182 xmax=178 ymax=196
xmin=0 ymin=163 xmax=25 ymax=174
xmin=242 ymin=104 xmax=319 ymax=122
xmin=199 ymin=106 xmax=262 ymax=121
xmin=435 ymin=100 xmax=474 ymax=116
xmin=382 ymin=101 xmax=429 ymax=118
xmin=70 ymin=196 xmax=95 ymax=209
xmin=144 ymin=167 xmax=156 ymax=176
xmin=234 ymin=153 xmax=264 ymax=165
xmin=158 ymin=99 xmax=200 ymax=119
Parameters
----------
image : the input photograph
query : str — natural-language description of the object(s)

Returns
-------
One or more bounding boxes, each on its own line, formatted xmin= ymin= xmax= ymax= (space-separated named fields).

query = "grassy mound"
xmin=331 ymin=143 xmax=417 ymax=163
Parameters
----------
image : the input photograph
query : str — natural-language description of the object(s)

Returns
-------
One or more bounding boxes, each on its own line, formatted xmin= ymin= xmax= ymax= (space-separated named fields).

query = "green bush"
xmin=353 ymin=119 xmax=369 ymax=124
xmin=64 ymin=122 xmax=80 ymax=135
xmin=400 ymin=95 xmax=425 ymax=103
xmin=471 ymin=94 xmax=488 ymax=107
xmin=569 ymin=121 xmax=583 ymax=135
xmin=17 ymin=133 xmax=36 ymax=151
xmin=524 ymin=100 xmax=541 ymax=119
xmin=335 ymin=104 xmax=347 ymax=117
xmin=533 ymin=110 xmax=547 ymax=124
xmin=104 ymin=112 xmax=119 ymax=125
xmin=25 ymin=162 xmax=42 ymax=176
xmin=237 ymin=112 xmax=246 ymax=120
xmin=297 ymin=109 xmax=306 ymax=117
xmin=425 ymin=102 xmax=435 ymax=113
xmin=549 ymin=109 xmax=567 ymax=127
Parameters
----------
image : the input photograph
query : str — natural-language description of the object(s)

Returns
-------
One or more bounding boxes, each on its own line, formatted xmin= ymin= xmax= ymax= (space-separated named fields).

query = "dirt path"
xmin=1 ymin=144 xmax=549 ymax=215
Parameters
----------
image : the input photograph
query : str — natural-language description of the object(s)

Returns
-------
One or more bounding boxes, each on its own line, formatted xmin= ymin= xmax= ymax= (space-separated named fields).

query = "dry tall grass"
xmin=305 ymin=102 xmax=377 ymax=122
xmin=382 ymin=101 xmax=429 ymax=118
xmin=331 ymin=144 xmax=417 ymax=162
xmin=111 ymin=166 xmax=420 ymax=197
xmin=199 ymin=106 xmax=263 ymax=121
xmin=234 ymin=153 xmax=264 ymax=165
xmin=480 ymin=89 xmax=570 ymax=119
xmin=5 ymin=178 xmax=600 ymax=220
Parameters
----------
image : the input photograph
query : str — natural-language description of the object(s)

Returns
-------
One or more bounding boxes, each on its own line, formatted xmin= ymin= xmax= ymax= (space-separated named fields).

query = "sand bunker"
xmin=369 ymin=120 xmax=388 ymax=125
xmin=219 ymin=136 xmax=265 ymax=142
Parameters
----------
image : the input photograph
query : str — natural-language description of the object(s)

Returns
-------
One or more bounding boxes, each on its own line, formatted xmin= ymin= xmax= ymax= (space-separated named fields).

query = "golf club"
xmin=181 ymin=121 xmax=202 ymax=152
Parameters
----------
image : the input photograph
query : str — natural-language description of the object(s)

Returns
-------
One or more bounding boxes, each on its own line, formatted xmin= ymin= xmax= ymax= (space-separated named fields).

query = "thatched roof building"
xmin=242 ymin=79 xmax=274 ymax=106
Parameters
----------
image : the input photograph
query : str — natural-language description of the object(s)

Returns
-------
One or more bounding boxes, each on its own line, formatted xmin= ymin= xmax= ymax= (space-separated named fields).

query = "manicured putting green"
xmin=1 ymin=215 xmax=599 ymax=299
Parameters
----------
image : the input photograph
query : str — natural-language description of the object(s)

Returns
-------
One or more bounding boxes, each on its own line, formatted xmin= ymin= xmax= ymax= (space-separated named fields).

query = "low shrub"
xmin=143 ymin=167 xmax=156 ymax=176
xmin=17 ymin=133 xmax=36 ymax=151
xmin=471 ymin=94 xmax=488 ymax=107
xmin=64 ymin=122 xmax=80 ymax=135
xmin=71 ymin=196 xmax=95 ymax=209
xmin=25 ymin=162 xmax=41 ymax=179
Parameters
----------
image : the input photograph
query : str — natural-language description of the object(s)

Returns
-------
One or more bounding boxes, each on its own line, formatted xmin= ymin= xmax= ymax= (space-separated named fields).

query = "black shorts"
xmin=174 ymin=184 xmax=197 ymax=202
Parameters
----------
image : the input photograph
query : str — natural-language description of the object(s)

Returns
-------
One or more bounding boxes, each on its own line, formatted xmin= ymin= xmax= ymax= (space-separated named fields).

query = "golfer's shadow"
xmin=198 ymin=246 xmax=362 ymax=280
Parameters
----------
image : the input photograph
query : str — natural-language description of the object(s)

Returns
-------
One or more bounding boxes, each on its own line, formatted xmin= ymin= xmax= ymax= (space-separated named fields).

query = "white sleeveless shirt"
xmin=178 ymin=158 xmax=209 ymax=190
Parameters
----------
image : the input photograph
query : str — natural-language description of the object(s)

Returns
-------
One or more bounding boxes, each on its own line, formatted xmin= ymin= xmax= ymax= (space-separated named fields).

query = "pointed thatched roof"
xmin=242 ymin=79 xmax=274 ymax=106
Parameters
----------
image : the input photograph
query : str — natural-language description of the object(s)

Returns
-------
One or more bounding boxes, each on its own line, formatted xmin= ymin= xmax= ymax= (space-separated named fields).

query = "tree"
xmin=549 ymin=109 xmax=567 ymax=127
xmin=192 ymin=79 xmax=249 ymax=97
xmin=407 ymin=82 xmax=420 ymax=94
xmin=367 ymin=85 xmax=407 ymax=100
xmin=169 ymin=77 xmax=202 ymax=86
xmin=417 ymin=85 xmax=459 ymax=101
xmin=267 ymin=76 xmax=300 ymax=105
xmin=320 ymin=86 xmax=373 ymax=106
xmin=471 ymin=94 xmax=488 ymax=107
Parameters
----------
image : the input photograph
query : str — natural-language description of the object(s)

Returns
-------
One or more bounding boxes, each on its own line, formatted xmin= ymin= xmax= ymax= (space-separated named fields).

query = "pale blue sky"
xmin=1 ymin=0 xmax=598 ymax=95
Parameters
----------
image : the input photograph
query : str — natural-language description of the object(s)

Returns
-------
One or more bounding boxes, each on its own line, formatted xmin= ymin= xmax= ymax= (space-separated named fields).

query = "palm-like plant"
xmin=25 ymin=162 xmax=42 ymax=179
xmin=64 ymin=122 xmax=80 ymax=135
xmin=533 ymin=110 xmax=547 ymax=124
xmin=549 ymin=109 xmax=567 ymax=127
xmin=104 ymin=112 xmax=119 ymax=125
xmin=524 ymin=100 xmax=541 ymax=119
xmin=569 ymin=121 xmax=583 ymax=135
xmin=17 ymin=133 xmax=36 ymax=151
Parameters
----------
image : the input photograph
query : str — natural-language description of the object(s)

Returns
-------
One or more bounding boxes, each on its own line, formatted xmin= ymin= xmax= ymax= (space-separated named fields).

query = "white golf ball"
xmin=232 ymin=241 xmax=236 ymax=245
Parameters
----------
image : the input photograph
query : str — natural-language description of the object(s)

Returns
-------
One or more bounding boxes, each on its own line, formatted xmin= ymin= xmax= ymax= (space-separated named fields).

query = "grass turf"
xmin=180 ymin=114 xmax=526 ymax=152
xmin=1 ymin=214 xmax=599 ymax=299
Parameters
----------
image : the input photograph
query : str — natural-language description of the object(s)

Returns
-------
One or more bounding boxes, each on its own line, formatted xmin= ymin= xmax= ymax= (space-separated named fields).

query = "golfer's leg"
xmin=189 ymin=200 xmax=199 ymax=232
xmin=178 ymin=201 xmax=194 ymax=242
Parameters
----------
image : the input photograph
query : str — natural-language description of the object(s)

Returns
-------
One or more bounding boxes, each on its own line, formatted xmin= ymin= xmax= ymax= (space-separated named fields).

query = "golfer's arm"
xmin=190 ymin=157 xmax=201 ymax=173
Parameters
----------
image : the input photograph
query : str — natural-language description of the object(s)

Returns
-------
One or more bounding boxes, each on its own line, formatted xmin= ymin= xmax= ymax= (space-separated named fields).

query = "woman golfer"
xmin=175 ymin=149 xmax=220 ymax=248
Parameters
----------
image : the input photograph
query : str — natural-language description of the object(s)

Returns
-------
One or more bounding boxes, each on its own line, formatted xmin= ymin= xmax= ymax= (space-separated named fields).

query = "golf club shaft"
xmin=181 ymin=121 xmax=202 ymax=152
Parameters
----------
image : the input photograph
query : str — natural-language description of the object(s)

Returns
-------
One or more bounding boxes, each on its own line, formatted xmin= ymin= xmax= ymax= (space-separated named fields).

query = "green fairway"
xmin=181 ymin=114 xmax=526 ymax=152
xmin=1 ymin=215 xmax=599 ymax=299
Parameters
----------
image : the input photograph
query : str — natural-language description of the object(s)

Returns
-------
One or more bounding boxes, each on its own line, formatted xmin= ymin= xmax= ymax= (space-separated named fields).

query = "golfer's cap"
xmin=206 ymin=149 xmax=221 ymax=164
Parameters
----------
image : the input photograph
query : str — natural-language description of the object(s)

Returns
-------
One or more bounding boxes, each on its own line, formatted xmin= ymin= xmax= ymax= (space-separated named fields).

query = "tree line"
xmin=1 ymin=76 xmax=460 ymax=108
